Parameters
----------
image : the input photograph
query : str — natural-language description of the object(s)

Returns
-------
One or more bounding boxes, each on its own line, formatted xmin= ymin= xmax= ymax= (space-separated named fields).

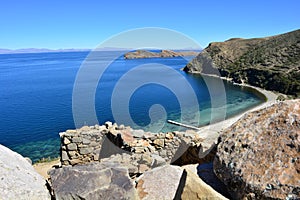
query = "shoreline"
xmin=200 ymin=72 xmax=278 ymax=103
xmin=195 ymin=73 xmax=278 ymax=157
xmin=33 ymin=74 xmax=278 ymax=179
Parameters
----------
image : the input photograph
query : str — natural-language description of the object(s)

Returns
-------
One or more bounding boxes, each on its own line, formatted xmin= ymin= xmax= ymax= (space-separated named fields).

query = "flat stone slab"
xmin=49 ymin=162 xmax=138 ymax=200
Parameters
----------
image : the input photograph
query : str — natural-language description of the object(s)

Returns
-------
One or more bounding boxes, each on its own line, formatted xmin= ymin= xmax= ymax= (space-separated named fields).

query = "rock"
xmin=134 ymin=146 xmax=146 ymax=154
xmin=69 ymin=158 xmax=83 ymax=166
xmin=147 ymin=145 xmax=156 ymax=153
xmin=138 ymin=164 xmax=150 ymax=174
xmin=0 ymin=144 xmax=51 ymax=200
xmin=214 ymin=100 xmax=300 ymax=199
xmin=159 ymin=149 xmax=167 ymax=157
xmin=82 ymin=138 xmax=91 ymax=144
xmin=61 ymin=151 xmax=69 ymax=161
xmin=71 ymin=137 xmax=82 ymax=143
xmin=136 ymin=165 xmax=184 ymax=200
xmin=66 ymin=129 xmax=77 ymax=134
xmin=151 ymin=154 xmax=166 ymax=167
xmin=79 ymin=147 xmax=93 ymax=155
xmin=67 ymin=143 xmax=77 ymax=151
xmin=139 ymin=139 xmax=150 ymax=147
xmin=181 ymin=164 xmax=228 ymax=200
xmin=139 ymin=154 xmax=153 ymax=166
xmin=120 ymin=129 xmax=135 ymax=144
xmin=153 ymin=139 xmax=164 ymax=147
xmin=105 ymin=121 xmax=113 ymax=128
xmin=100 ymin=153 xmax=166 ymax=177
xmin=118 ymin=124 xmax=125 ymax=130
xmin=63 ymin=137 xmax=71 ymax=145
xmin=101 ymin=153 xmax=140 ymax=176
xmin=131 ymin=129 xmax=145 ymax=138
xmin=49 ymin=162 xmax=138 ymax=200
xmin=165 ymin=132 xmax=174 ymax=140
xmin=79 ymin=126 xmax=91 ymax=132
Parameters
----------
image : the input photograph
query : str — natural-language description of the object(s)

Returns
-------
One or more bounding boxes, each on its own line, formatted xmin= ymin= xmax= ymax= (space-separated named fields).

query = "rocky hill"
xmin=124 ymin=50 xmax=198 ymax=59
xmin=183 ymin=29 xmax=300 ymax=96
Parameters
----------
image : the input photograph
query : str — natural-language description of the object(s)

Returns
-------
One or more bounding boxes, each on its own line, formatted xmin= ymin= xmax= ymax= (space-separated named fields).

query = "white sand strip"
xmin=197 ymin=82 xmax=278 ymax=157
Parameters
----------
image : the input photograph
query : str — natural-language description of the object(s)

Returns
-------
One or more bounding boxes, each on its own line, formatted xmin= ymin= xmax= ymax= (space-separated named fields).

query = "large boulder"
xmin=49 ymin=162 xmax=138 ymax=200
xmin=136 ymin=164 xmax=229 ymax=200
xmin=0 ymin=144 xmax=51 ymax=200
xmin=214 ymin=100 xmax=300 ymax=199
xmin=181 ymin=164 xmax=228 ymax=200
xmin=136 ymin=165 xmax=184 ymax=200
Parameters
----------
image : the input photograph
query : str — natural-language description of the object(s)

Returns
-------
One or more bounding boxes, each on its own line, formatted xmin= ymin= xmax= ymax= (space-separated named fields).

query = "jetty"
xmin=167 ymin=120 xmax=201 ymax=131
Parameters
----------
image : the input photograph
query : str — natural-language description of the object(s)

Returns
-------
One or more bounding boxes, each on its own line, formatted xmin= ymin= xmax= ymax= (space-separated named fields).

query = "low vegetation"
xmin=184 ymin=29 xmax=300 ymax=96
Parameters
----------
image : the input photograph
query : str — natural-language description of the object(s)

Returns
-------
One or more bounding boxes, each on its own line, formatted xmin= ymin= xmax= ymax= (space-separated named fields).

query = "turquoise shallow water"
xmin=0 ymin=51 xmax=264 ymax=162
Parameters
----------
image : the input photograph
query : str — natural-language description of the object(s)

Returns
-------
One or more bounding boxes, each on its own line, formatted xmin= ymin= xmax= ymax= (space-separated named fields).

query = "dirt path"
xmin=33 ymin=159 xmax=60 ymax=179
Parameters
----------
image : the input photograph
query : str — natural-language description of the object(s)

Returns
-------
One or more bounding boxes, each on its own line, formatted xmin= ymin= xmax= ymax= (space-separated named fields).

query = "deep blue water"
xmin=0 ymin=51 xmax=264 ymax=162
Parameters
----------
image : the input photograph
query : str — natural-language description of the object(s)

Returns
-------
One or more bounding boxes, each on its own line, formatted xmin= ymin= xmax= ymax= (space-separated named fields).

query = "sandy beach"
xmin=197 ymin=80 xmax=278 ymax=157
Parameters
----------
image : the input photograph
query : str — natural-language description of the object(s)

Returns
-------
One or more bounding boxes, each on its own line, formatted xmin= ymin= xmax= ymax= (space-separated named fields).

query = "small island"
xmin=124 ymin=49 xmax=199 ymax=59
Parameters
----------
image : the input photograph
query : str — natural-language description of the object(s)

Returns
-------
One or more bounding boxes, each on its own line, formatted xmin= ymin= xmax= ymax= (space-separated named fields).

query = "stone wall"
xmin=60 ymin=124 xmax=106 ymax=166
xmin=60 ymin=121 xmax=206 ymax=167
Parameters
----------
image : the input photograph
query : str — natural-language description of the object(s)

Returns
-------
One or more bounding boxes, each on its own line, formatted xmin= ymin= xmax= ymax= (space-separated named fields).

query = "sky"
xmin=0 ymin=0 xmax=299 ymax=49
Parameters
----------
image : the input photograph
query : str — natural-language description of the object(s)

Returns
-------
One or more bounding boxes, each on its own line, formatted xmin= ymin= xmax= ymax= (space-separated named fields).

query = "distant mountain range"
xmin=0 ymin=47 xmax=136 ymax=54
xmin=0 ymin=48 xmax=90 ymax=54
xmin=0 ymin=47 xmax=201 ymax=55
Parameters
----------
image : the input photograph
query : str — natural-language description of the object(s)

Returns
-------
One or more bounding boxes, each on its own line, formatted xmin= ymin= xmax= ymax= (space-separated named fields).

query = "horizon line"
xmin=0 ymin=47 xmax=202 ymax=55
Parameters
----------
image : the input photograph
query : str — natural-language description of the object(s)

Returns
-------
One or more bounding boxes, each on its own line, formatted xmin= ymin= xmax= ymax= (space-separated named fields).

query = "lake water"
xmin=0 ymin=51 xmax=264 ymax=162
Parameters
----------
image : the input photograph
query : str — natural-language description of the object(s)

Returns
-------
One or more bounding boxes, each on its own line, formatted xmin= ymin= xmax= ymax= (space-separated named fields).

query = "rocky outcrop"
xmin=49 ymin=161 xmax=138 ymax=200
xmin=0 ymin=144 xmax=51 ymax=200
xmin=183 ymin=29 xmax=300 ymax=96
xmin=124 ymin=50 xmax=198 ymax=59
xmin=214 ymin=99 xmax=300 ymax=199
xmin=135 ymin=164 xmax=228 ymax=200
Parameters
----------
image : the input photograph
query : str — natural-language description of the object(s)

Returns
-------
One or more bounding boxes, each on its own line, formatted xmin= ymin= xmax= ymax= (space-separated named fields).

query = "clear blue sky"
xmin=0 ymin=0 xmax=299 ymax=49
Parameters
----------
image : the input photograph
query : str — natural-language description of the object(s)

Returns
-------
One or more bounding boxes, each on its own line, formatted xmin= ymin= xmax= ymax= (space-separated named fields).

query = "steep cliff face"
xmin=184 ymin=29 xmax=300 ymax=96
